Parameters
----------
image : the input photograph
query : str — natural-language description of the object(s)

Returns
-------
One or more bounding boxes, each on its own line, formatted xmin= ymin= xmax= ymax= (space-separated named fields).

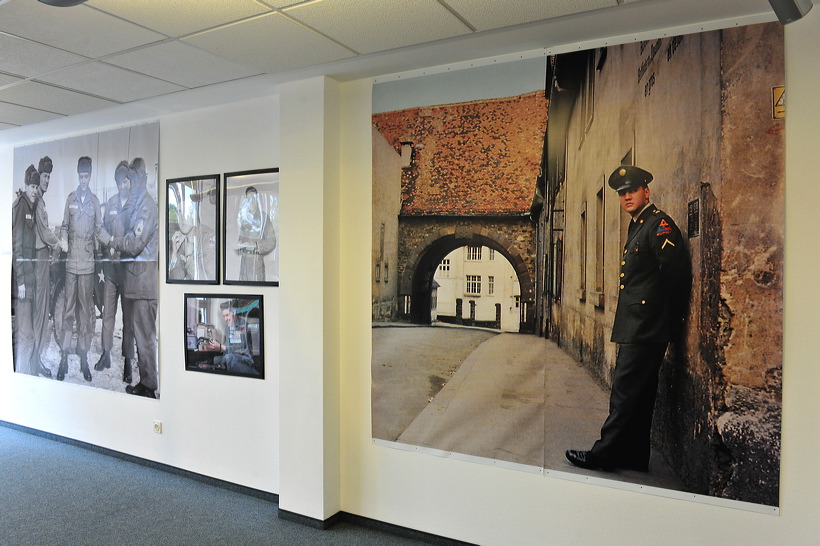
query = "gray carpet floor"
xmin=0 ymin=422 xmax=460 ymax=545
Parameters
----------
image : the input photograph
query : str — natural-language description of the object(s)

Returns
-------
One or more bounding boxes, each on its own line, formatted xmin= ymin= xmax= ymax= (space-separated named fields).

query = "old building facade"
xmin=532 ymin=23 xmax=784 ymax=505
xmin=433 ymin=245 xmax=522 ymax=332
xmin=373 ymin=92 xmax=547 ymax=330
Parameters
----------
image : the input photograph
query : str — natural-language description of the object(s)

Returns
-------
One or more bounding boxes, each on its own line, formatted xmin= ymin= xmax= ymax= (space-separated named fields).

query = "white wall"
xmin=1 ymin=7 xmax=819 ymax=545
xmin=0 ymin=95 xmax=281 ymax=494
xmin=336 ymin=15 xmax=820 ymax=546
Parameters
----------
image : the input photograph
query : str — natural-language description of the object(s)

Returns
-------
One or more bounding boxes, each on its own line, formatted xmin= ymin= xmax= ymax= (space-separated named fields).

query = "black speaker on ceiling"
xmin=768 ymin=0 xmax=813 ymax=24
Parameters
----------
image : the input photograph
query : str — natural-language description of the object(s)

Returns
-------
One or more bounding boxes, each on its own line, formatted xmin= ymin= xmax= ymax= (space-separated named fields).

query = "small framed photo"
xmin=184 ymin=293 xmax=265 ymax=379
xmin=222 ymin=168 xmax=279 ymax=285
xmin=166 ymin=175 xmax=220 ymax=284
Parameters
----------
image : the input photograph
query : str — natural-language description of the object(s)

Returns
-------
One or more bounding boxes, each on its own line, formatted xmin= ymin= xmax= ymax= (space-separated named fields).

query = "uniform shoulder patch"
xmin=656 ymin=218 xmax=672 ymax=236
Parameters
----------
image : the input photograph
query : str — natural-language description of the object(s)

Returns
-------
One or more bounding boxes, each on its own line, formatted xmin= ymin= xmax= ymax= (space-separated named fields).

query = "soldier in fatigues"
xmin=31 ymin=156 xmax=62 ymax=376
xmin=104 ymin=158 xmax=158 ymax=398
xmin=566 ymin=166 xmax=691 ymax=472
xmin=57 ymin=156 xmax=103 ymax=382
xmin=12 ymin=166 xmax=50 ymax=377
xmin=95 ymin=161 xmax=136 ymax=383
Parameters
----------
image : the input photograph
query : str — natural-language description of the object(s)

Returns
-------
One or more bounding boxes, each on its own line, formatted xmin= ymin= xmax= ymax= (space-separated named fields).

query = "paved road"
xmin=373 ymin=325 xmax=685 ymax=490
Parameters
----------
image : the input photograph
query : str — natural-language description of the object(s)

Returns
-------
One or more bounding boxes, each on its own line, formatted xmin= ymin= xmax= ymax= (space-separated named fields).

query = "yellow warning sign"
xmin=772 ymin=86 xmax=785 ymax=119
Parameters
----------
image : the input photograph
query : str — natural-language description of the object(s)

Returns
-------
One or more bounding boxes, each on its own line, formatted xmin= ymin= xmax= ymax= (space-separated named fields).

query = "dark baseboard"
xmin=278 ymin=509 xmax=474 ymax=545
xmin=0 ymin=420 xmax=278 ymax=504
xmin=340 ymin=512 xmax=476 ymax=545
xmin=2 ymin=420 xmax=473 ymax=545
xmin=278 ymin=508 xmax=342 ymax=529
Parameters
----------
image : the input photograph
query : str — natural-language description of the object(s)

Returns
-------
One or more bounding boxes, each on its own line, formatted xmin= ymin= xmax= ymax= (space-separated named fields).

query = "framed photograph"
xmin=222 ymin=168 xmax=279 ymax=285
xmin=184 ymin=293 xmax=265 ymax=379
xmin=166 ymin=175 xmax=220 ymax=284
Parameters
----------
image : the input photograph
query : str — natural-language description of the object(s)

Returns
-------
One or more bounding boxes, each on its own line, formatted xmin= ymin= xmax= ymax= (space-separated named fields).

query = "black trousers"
xmin=591 ymin=342 xmax=667 ymax=468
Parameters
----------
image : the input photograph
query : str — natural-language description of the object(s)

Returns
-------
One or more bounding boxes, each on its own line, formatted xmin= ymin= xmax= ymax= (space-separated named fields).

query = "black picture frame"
xmin=166 ymin=175 xmax=220 ymax=284
xmin=183 ymin=293 xmax=265 ymax=379
xmin=222 ymin=168 xmax=279 ymax=286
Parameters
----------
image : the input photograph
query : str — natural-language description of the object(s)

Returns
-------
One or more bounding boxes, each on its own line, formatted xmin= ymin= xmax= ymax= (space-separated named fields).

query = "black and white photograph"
xmin=166 ymin=175 xmax=220 ymax=284
xmin=371 ymin=22 xmax=784 ymax=508
xmin=11 ymin=122 xmax=160 ymax=399
xmin=222 ymin=169 xmax=279 ymax=286
xmin=184 ymin=294 xmax=265 ymax=379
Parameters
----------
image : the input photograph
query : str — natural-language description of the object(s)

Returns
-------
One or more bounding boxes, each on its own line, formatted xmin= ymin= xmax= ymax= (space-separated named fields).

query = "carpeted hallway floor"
xmin=0 ymin=422 xmax=459 ymax=545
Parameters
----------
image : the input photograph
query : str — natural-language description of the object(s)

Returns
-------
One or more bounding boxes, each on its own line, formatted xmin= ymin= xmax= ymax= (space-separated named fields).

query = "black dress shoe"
xmin=565 ymin=450 xmax=614 ymax=471
xmin=126 ymin=383 xmax=156 ymax=399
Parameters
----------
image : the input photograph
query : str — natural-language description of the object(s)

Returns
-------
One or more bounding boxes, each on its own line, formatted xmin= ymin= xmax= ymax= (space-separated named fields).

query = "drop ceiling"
xmin=0 ymin=0 xmax=780 ymax=138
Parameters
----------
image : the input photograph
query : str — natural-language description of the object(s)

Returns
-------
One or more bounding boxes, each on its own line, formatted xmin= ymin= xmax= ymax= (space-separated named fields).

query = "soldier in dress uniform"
xmin=566 ymin=165 xmax=691 ymax=472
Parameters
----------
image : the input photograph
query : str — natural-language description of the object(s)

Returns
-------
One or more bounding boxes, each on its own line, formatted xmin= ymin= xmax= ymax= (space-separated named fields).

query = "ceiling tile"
xmin=0 ymin=81 xmax=118 ymax=115
xmin=284 ymin=0 xmax=472 ymax=55
xmin=0 ymin=101 xmax=63 ymax=126
xmin=183 ymin=13 xmax=356 ymax=73
xmin=0 ymin=34 xmax=87 ymax=78
xmin=87 ymin=0 xmax=273 ymax=37
xmin=0 ymin=73 xmax=23 ymax=87
xmin=0 ymin=1 xmax=165 ymax=58
xmin=104 ymin=41 xmax=262 ymax=88
xmin=0 ymin=122 xmax=18 ymax=131
xmin=445 ymin=0 xmax=618 ymax=31
xmin=37 ymin=62 xmax=185 ymax=103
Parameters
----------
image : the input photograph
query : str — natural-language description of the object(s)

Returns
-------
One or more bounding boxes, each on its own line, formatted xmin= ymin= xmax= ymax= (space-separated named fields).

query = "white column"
xmin=278 ymin=76 xmax=341 ymax=521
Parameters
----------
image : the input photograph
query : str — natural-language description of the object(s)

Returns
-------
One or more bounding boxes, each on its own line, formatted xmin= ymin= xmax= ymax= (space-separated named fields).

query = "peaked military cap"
xmin=608 ymin=165 xmax=653 ymax=192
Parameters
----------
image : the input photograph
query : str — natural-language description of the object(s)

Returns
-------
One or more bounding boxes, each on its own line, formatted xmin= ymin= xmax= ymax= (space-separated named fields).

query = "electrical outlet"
xmin=153 ymin=420 xmax=163 ymax=434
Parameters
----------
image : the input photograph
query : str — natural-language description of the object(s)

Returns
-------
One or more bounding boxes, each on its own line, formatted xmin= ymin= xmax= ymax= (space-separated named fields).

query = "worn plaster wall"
xmin=372 ymin=128 xmax=403 ymax=321
xmin=711 ymin=22 xmax=784 ymax=503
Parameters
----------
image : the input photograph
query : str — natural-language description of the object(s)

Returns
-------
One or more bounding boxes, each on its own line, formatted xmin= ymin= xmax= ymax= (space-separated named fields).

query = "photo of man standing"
xmin=566 ymin=166 xmax=691 ymax=472
xmin=57 ymin=156 xmax=102 ymax=382
xmin=12 ymin=165 xmax=47 ymax=377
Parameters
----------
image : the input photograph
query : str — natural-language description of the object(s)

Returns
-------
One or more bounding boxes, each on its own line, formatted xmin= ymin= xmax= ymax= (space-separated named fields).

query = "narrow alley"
xmin=373 ymin=325 xmax=685 ymax=491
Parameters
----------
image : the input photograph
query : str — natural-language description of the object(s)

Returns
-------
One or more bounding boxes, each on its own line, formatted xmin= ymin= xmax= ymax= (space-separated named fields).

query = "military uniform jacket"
xmin=60 ymin=188 xmax=103 ymax=275
xmin=12 ymin=193 xmax=37 ymax=293
xmin=611 ymin=204 xmax=691 ymax=344
xmin=100 ymin=193 xmax=131 ymax=281
xmin=113 ymin=189 xmax=158 ymax=301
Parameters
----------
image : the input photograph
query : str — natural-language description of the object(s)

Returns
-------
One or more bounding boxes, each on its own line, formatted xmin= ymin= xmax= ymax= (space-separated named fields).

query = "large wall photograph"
xmin=12 ymin=122 xmax=160 ymax=399
xmin=371 ymin=22 xmax=784 ymax=508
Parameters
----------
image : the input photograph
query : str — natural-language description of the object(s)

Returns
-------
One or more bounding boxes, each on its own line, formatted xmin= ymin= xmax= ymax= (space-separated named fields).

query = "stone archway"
xmin=397 ymin=219 xmax=536 ymax=331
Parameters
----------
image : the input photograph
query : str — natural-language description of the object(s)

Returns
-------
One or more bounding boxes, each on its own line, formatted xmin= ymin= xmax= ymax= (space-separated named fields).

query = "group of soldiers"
xmin=11 ymin=155 xmax=159 ymax=399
